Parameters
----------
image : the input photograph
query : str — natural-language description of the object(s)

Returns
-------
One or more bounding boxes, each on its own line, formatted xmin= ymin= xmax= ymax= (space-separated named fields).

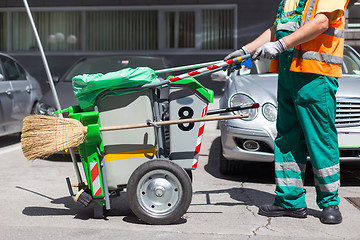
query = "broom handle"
xmin=23 ymin=0 xmax=62 ymax=112
xmin=23 ymin=0 xmax=83 ymax=184
xmin=98 ymin=114 xmax=248 ymax=132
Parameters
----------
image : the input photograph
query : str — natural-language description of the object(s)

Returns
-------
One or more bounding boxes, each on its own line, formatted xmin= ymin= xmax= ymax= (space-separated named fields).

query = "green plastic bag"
xmin=72 ymin=67 xmax=159 ymax=109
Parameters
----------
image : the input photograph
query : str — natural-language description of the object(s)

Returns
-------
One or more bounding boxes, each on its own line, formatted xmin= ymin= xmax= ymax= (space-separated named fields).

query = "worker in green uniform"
xmin=225 ymin=0 xmax=349 ymax=224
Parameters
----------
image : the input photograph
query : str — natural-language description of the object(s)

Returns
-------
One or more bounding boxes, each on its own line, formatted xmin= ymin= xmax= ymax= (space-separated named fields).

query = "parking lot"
xmin=1 ymin=99 xmax=360 ymax=240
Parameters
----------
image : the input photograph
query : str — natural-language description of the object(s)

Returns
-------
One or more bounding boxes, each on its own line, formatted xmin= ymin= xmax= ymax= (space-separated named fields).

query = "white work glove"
xmin=224 ymin=46 xmax=250 ymax=61
xmin=252 ymin=39 xmax=287 ymax=60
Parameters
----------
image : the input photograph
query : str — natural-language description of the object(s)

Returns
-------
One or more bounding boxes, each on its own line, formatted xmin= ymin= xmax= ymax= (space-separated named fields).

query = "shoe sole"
xmin=258 ymin=208 xmax=308 ymax=218
xmin=320 ymin=218 xmax=342 ymax=224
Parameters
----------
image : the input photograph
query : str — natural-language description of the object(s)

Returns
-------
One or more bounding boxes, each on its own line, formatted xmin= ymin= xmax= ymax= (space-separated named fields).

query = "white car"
xmin=0 ymin=53 xmax=42 ymax=137
xmin=213 ymin=45 xmax=360 ymax=174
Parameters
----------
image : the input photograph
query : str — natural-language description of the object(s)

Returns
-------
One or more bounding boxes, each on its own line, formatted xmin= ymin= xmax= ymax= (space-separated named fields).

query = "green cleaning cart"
xmin=65 ymin=67 xmax=214 ymax=224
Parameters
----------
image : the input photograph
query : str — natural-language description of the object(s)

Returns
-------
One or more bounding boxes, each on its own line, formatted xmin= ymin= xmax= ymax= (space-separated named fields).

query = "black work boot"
xmin=258 ymin=204 xmax=308 ymax=218
xmin=320 ymin=205 xmax=342 ymax=224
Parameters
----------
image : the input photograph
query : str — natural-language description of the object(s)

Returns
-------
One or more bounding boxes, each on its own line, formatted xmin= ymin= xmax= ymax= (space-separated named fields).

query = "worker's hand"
xmin=252 ymin=39 xmax=287 ymax=60
xmin=224 ymin=46 xmax=250 ymax=61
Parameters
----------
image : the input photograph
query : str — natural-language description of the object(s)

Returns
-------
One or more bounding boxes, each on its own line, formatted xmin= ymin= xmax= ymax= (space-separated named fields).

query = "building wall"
xmin=0 ymin=1 xmax=280 ymax=95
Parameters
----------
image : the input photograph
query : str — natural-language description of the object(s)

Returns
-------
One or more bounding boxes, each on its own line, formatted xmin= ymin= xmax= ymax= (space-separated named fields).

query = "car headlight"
xmin=262 ymin=102 xmax=277 ymax=122
xmin=229 ymin=93 xmax=257 ymax=121
xmin=35 ymin=102 xmax=56 ymax=116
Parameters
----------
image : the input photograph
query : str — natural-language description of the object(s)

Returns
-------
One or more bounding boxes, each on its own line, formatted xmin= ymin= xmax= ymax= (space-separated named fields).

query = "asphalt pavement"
xmin=1 ymin=99 xmax=360 ymax=239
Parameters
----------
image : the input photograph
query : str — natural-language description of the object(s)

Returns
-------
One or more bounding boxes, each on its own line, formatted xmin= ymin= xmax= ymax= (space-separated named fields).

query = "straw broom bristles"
xmin=21 ymin=115 xmax=87 ymax=160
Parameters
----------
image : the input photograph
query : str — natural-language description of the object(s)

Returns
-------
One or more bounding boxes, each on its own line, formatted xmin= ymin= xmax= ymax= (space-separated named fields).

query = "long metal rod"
xmin=206 ymin=103 xmax=260 ymax=115
xmin=23 ymin=0 xmax=61 ymax=112
xmin=23 ymin=0 xmax=83 ymax=183
xmin=154 ymin=60 xmax=222 ymax=74
xmin=98 ymin=114 xmax=249 ymax=132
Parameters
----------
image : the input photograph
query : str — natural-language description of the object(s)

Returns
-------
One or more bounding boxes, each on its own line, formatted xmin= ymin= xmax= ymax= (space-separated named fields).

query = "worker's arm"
xmin=244 ymin=25 xmax=276 ymax=53
xmin=253 ymin=10 xmax=340 ymax=59
xmin=224 ymin=25 xmax=276 ymax=60
xmin=281 ymin=11 xmax=338 ymax=49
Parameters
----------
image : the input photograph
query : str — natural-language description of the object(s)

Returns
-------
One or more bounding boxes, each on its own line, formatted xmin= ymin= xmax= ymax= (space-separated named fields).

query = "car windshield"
xmin=62 ymin=57 xmax=167 ymax=82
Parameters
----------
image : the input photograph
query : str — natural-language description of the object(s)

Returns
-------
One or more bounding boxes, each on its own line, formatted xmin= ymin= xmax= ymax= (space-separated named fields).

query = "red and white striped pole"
xmin=168 ymin=55 xmax=250 ymax=83
xmin=192 ymin=105 xmax=208 ymax=169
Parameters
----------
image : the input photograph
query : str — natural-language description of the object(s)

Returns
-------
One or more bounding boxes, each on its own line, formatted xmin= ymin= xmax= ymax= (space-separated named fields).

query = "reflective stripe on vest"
xmin=293 ymin=49 xmax=343 ymax=65
xmin=301 ymin=0 xmax=317 ymax=26
xmin=323 ymin=27 xmax=345 ymax=38
xmin=276 ymin=21 xmax=301 ymax=32
xmin=275 ymin=0 xmax=304 ymax=32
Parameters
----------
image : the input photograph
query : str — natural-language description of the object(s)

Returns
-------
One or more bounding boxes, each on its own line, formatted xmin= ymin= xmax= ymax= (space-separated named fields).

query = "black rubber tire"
xmin=219 ymin=144 xmax=243 ymax=175
xmin=93 ymin=201 xmax=105 ymax=219
xmin=185 ymin=169 xmax=193 ymax=182
xmin=127 ymin=159 xmax=192 ymax=225
xmin=219 ymin=143 xmax=230 ymax=174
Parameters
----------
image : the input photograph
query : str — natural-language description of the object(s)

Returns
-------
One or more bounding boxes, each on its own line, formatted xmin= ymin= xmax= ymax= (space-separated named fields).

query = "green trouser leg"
xmin=274 ymin=51 xmax=340 ymax=209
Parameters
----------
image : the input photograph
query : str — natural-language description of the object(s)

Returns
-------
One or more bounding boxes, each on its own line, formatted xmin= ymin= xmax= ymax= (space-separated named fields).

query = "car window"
xmin=342 ymin=47 xmax=360 ymax=75
xmin=16 ymin=63 xmax=27 ymax=80
xmin=0 ymin=63 xmax=4 ymax=81
xmin=1 ymin=57 xmax=26 ymax=80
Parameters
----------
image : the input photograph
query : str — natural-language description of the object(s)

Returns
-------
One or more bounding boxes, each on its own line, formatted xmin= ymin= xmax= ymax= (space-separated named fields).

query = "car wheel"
xmin=127 ymin=159 xmax=192 ymax=225
xmin=219 ymin=143 xmax=243 ymax=175
xmin=31 ymin=102 xmax=38 ymax=114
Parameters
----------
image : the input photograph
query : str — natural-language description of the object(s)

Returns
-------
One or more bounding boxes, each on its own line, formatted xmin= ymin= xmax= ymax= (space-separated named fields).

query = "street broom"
xmin=20 ymin=109 xmax=255 ymax=160
xmin=21 ymin=115 xmax=86 ymax=160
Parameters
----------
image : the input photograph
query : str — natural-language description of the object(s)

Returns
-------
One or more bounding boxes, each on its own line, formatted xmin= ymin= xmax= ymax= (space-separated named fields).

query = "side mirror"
xmin=210 ymin=70 xmax=228 ymax=82
xmin=0 ymin=73 xmax=4 ymax=81
xmin=52 ymin=76 xmax=60 ymax=83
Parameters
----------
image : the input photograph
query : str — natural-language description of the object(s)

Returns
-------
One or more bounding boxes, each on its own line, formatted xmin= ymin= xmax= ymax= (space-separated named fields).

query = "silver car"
xmin=213 ymin=45 xmax=360 ymax=174
xmin=0 ymin=53 xmax=42 ymax=137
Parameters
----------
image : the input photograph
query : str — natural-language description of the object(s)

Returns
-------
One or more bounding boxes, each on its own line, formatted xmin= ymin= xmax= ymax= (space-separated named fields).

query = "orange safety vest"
xmin=270 ymin=0 xmax=349 ymax=78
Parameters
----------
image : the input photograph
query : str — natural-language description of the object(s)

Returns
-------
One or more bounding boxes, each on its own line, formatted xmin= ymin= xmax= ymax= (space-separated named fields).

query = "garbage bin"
xmin=98 ymin=89 xmax=157 ymax=189
xmin=168 ymin=77 xmax=214 ymax=169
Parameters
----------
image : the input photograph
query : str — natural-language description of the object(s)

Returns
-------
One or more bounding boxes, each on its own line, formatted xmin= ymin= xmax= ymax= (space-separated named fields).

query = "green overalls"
xmin=273 ymin=0 xmax=340 ymax=209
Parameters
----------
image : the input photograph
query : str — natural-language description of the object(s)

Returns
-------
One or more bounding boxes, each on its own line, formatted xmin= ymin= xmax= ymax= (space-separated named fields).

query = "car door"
xmin=0 ymin=58 xmax=15 ymax=131
xmin=1 ymin=56 xmax=32 ymax=121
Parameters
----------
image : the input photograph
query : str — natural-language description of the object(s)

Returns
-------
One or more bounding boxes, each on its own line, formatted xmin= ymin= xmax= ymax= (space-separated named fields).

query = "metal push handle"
xmin=165 ymin=54 xmax=251 ymax=84
xmin=140 ymin=54 xmax=252 ymax=89
xmin=154 ymin=60 xmax=223 ymax=74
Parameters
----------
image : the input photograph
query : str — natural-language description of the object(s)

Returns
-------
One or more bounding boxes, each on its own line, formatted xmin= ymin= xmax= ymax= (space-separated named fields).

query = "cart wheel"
xmin=127 ymin=159 xmax=192 ymax=225
xmin=93 ymin=201 xmax=105 ymax=219
xmin=185 ymin=169 xmax=193 ymax=182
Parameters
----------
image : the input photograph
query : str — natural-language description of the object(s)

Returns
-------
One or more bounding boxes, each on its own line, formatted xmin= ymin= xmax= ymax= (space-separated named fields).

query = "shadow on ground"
xmin=201 ymin=136 xmax=360 ymax=219
xmin=18 ymin=185 xmax=186 ymax=225
xmin=205 ymin=137 xmax=360 ymax=187
xmin=204 ymin=137 xmax=275 ymax=184
xmin=0 ymin=134 xmax=21 ymax=148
